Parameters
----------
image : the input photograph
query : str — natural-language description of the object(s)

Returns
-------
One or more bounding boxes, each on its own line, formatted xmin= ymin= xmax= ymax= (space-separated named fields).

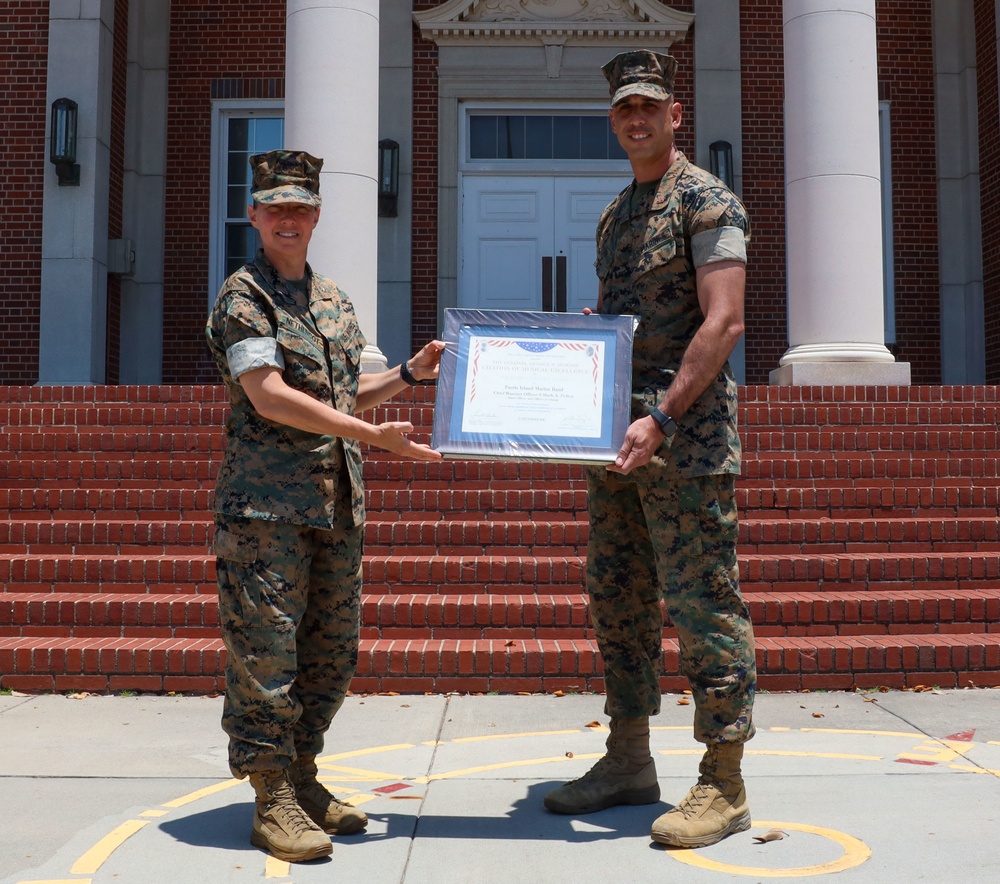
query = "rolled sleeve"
xmin=691 ymin=226 xmax=747 ymax=268
xmin=227 ymin=336 xmax=285 ymax=379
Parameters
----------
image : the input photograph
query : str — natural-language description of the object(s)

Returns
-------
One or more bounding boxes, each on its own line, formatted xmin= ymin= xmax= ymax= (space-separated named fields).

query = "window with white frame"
xmin=209 ymin=104 xmax=284 ymax=301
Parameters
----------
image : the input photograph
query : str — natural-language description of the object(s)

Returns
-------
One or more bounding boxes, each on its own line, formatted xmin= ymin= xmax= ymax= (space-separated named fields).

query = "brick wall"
xmin=411 ymin=4 xmax=439 ymax=351
xmin=105 ymin=0 xmax=129 ymax=385
xmin=740 ymin=0 xmax=787 ymax=382
xmin=876 ymin=0 xmax=940 ymax=383
xmin=0 ymin=4 xmax=47 ymax=384
xmin=976 ymin=0 xmax=1000 ymax=382
xmin=162 ymin=0 xmax=285 ymax=384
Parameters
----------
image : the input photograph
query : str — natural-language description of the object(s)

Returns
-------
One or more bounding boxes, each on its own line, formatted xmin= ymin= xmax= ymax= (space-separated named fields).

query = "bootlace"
xmin=296 ymin=777 xmax=339 ymax=808
xmin=674 ymin=779 xmax=717 ymax=818
xmin=265 ymin=777 xmax=320 ymax=835
xmin=570 ymin=752 xmax=627 ymax=785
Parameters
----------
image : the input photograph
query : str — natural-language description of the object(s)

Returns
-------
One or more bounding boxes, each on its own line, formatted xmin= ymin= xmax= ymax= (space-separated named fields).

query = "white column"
xmin=773 ymin=0 xmax=910 ymax=385
xmin=119 ymin=0 xmax=170 ymax=384
xmin=39 ymin=0 xmax=116 ymax=384
xmin=285 ymin=0 xmax=386 ymax=371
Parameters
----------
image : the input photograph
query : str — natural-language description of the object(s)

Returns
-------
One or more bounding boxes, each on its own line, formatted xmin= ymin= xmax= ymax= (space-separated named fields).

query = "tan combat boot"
xmin=289 ymin=754 xmax=368 ymax=835
xmin=544 ymin=717 xmax=660 ymax=814
xmin=249 ymin=770 xmax=332 ymax=862
xmin=650 ymin=742 xmax=751 ymax=847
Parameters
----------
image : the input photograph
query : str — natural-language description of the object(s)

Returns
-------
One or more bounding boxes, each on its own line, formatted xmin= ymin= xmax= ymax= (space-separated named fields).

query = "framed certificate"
xmin=431 ymin=308 xmax=635 ymax=463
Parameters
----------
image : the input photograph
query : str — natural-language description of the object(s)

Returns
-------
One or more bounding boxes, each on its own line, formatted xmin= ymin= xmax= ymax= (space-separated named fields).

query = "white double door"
xmin=460 ymin=175 xmax=625 ymax=314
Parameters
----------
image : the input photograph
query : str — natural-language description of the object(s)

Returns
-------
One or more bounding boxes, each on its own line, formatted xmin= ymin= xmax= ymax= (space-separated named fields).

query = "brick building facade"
xmin=0 ymin=1 xmax=992 ymax=386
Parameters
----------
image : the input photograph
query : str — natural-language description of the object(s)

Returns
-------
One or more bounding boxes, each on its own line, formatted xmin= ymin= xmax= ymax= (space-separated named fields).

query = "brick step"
xmin=0 ymin=488 xmax=214 ymax=519
xmin=359 ymin=590 xmax=1000 ymax=638
xmin=4 ymin=551 xmax=1000 ymax=596
xmin=5 ymin=588 xmax=1000 ymax=639
xmin=4 ymin=430 xmax=999 ymax=462
xmin=4 ymin=516 xmax=1000 ymax=557
xmin=4 ymin=455 xmax=1000 ymax=493
xmin=0 ymin=592 xmax=219 ymax=637
xmin=3 ymin=632 xmax=999 ymax=695
xmin=740 ymin=516 xmax=1000 ymax=553
xmin=0 ymin=520 xmax=215 ymax=554
xmin=0 ymin=384 xmax=995 ymax=412
xmin=0 ymin=430 xmax=225 ymax=456
xmin=2 ymin=384 xmax=997 ymax=421
xmin=0 ymin=403 xmax=232 ymax=428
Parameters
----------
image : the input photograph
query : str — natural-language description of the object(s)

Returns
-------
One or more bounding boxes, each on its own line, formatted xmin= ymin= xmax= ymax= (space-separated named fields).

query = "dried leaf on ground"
xmin=753 ymin=828 xmax=788 ymax=844
xmin=585 ymin=720 xmax=602 ymax=728
xmin=565 ymin=751 xmax=574 ymax=758
xmin=676 ymin=698 xmax=690 ymax=705
xmin=812 ymin=712 xmax=825 ymax=718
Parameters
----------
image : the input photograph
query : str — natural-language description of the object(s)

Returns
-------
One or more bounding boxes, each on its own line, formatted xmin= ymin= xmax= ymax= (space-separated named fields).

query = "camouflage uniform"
xmin=206 ymin=249 xmax=367 ymax=777
xmin=590 ymin=152 xmax=756 ymax=744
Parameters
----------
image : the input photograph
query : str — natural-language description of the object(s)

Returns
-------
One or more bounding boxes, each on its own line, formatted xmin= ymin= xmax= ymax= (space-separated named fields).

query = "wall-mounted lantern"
xmin=709 ymin=140 xmax=734 ymax=191
xmin=50 ymin=98 xmax=80 ymax=186
xmin=378 ymin=138 xmax=399 ymax=217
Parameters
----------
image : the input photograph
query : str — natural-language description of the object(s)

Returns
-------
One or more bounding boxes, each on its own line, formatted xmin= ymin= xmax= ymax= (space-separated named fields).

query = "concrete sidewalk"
xmin=3 ymin=689 xmax=1000 ymax=883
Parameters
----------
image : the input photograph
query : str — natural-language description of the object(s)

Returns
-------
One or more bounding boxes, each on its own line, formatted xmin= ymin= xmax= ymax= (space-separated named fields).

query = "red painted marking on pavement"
xmin=943 ymin=730 xmax=976 ymax=742
xmin=896 ymin=758 xmax=937 ymax=766
xmin=373 ymin=783 xmax=411 ymax=794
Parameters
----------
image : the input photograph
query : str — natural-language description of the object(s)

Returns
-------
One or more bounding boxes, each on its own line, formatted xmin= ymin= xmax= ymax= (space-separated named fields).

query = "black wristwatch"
xmin=400 ymin=360 xmax=421 ymax=386
xmin=648 ymin=407 xmax=677 ymax=438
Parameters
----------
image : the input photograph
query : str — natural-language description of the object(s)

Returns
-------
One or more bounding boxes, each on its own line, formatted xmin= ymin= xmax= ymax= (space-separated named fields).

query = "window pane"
xmin=580 ymin=116 xmax=608 ymax=159
xmin=469 ymin=114 xmax=625 ymax=161
xmin=253 ymin=118 xmax=284 ymax=153
xmin=227 ymin=184 xmax=249 ymax=219
xmin=226 ymin=223 xmax=259 ymax=275
xmin=229 ymin=118 xmax=248 ymax=152
xmin=470 ymin=116 xmax=497 ymax=159
xmin=553 ymin=116 xmax=580 ymax=159
xmin=524 ymin=116 xmax=552 ymax=158
xmin=228 ymin=151 xmax=248 ymax=187
xmin=608 ymin=127 xmax=627 ymax=160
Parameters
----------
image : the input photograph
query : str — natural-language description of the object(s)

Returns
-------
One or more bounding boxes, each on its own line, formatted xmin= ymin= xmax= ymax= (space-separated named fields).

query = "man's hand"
xmin=607 ymin=415 xmax=663 ymax=475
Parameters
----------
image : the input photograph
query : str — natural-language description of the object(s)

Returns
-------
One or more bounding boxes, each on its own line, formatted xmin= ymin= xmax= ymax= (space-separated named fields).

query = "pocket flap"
xmin=212 ymin=528 xmax=258 ymax=565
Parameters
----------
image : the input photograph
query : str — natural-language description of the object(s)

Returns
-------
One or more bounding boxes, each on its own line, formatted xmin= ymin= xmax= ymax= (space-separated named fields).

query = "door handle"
xmin=556 ymin=255 xmax=567 ymax=312
xmin=542 ymin=256 xmax=553 ymax=312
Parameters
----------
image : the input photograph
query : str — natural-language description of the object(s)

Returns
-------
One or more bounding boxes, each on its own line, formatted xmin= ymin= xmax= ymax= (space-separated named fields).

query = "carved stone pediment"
xmin=414 ymin=0 xmax=694 ymax=47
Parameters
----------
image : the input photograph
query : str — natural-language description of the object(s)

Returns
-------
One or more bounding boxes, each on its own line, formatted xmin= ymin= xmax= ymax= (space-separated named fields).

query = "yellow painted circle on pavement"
xmin=666 ymin=820 xmax=871 ymax=878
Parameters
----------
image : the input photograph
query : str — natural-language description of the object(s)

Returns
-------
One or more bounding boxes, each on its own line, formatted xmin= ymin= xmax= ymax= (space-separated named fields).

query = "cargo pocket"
xmin=213 ymin=527 xmax=263 ymax=628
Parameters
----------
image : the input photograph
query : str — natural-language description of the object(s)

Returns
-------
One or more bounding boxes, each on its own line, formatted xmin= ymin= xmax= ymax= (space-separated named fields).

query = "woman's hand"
xmin=374 ymin=421 xmax=442 ymax=460
xmin=407 ymin=340 xmax=446 ymax=383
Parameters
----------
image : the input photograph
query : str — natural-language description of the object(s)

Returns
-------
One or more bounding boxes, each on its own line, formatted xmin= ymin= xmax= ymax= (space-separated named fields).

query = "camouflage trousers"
xmin=586 ymin=466 xmax=756 ymax=744
xmin=213 ymin=507 xmax=363 ymax=778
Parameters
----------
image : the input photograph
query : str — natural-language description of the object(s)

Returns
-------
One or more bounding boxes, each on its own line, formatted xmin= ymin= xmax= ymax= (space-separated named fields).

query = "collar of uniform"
xmin=252 ymin=249 xmax=314 ymax=302
xmin=649 ymin=151 xmax=688 ymax=212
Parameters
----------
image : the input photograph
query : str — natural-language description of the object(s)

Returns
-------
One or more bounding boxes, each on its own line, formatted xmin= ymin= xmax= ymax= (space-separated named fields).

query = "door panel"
xmin=557 ymin=179 xmax=625 ymax=314
xmin=461 ymin=175 xmax=625 ymax=313
xmin=462 ymin=179 xmax=553 ymax=310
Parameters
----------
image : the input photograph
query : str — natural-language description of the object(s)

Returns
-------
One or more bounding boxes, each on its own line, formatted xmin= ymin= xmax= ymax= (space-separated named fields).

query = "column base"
xmin=360 ymin=344 xmax=388 ymax=374
xmin=769 ymin=361 xmax=912 ymax=386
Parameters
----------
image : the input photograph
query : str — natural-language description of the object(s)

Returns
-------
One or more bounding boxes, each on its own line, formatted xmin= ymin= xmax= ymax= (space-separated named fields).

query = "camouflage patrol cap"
xmin=602 ymin=50 xmax=677 ymax=106
xmin=250 ymin=149 xmax=323 ymax=207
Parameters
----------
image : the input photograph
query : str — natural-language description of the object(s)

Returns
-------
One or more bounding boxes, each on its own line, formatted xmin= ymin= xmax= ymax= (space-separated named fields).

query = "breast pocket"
xmin=276 ymin=320 xmax=329 ymax=394
xmin=634 ymin=231 xmax=681 ymax=280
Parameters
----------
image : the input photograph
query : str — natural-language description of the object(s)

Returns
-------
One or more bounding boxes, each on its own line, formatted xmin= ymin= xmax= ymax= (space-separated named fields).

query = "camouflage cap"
xmin=250 ymin=149 xmax=323 ymax=207
xmin=602 ymin=50 xmax=677 ymax=106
